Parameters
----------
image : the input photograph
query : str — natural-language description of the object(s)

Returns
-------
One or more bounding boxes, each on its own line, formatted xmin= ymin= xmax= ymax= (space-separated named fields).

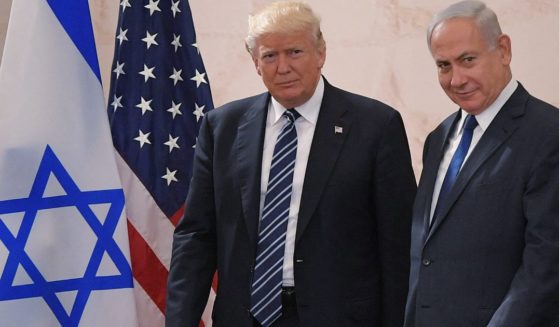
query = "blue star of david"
xmin=0 ymin=145 xmax=133 ymax=326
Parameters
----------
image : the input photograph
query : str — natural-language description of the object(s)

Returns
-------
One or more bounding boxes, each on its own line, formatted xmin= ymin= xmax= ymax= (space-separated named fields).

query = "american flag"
xmin=106 ymin=0 xmax=214 ymax=325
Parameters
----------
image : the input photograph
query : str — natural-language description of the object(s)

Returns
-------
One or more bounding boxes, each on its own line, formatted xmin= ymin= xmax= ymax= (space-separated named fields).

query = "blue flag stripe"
xmin=46 ymin=0 xmax=101 ymax=82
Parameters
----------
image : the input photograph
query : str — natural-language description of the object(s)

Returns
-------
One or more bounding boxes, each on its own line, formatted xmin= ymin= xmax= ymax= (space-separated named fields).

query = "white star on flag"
xmin=169 ymin=68 xmax=183 ymax=85
xmin=120 ymin=0 xmax=131 ymax=12
xmin=111 ymin=95 xmax=124 ymax=112
xmin=192 ymin=42 xmax=200 ymax=55
xmin=171 ymin=34 xmax=182 ymax=52
xmin=167 ymin=101 xmax=183 ymax=119
xmin=136 ymin=97 xmax=154 ymax=115
xmin=144 ymin=0 xmax=161 ymax=16
xmin=134 ymin=130 xmax=151 ymax=148
xmin=139 ymin=64 xmax=156 ymax=82
xmin=164 ymin=134 xmax=181 ymax=153
xmin=142 ymin=31 xmax=159 ymax=49
xmin=193 ymin=103 xmax=205 ymax=122
xmin=171 ymin=1 xmax=182 ymax=18
xmin=113 ymin=61 xmax=125 ymax=79
xmin=190 ymin=69 xmax=207 ymax=88
xmin=161 ymin=168 xmax=178 ymax=186
xmin=116 ymin=28 xmax=128 ymax=45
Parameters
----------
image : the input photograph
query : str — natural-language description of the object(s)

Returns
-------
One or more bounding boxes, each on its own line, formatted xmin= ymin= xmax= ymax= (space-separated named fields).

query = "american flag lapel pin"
xmin=334 ymin=125 xmax=343 ymax=134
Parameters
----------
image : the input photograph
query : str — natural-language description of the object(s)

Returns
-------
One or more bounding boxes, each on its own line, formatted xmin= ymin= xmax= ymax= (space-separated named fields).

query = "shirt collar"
xmin=460 ymin=78 xmax=518 ymax=132
xmin=269 ymin=76 xmax=324 ymax=126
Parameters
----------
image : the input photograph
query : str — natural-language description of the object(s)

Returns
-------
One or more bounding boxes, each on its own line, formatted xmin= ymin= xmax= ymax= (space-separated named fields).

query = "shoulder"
xmin=523 ymin=96 xmax=559 ymax=157
xmin=526 ymin=96 xmax=559 ymax=125
xmin=514 ymin=84 xmax=559 ymax=134
xmin=204 ymin=92 xmax=268 ymax=128
xmin=327 ymin=83 xmax=396 ymax=115
xmin=323 ymin=82 xmax=402 ymax=131
xmin=207 ymin=93 xmax=267 ymax=118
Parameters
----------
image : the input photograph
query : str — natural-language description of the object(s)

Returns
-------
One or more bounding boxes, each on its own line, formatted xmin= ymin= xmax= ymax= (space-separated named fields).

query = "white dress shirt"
xmin=429 ymin=79 xmax=518 ymax=222
xmin=259 ymin=77 xmax=324 ymax=286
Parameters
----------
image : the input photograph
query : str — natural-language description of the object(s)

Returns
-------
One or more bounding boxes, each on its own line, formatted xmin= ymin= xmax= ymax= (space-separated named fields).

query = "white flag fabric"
xmin=0 ymin=0 xmax=138 ymax=326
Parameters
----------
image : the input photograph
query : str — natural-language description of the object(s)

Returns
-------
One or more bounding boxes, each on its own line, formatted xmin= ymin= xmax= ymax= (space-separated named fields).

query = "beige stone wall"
xmin=2 ymin=0 xmax=558 ymax=177
xmin=0 ymin=0 xmax=11 ymax=60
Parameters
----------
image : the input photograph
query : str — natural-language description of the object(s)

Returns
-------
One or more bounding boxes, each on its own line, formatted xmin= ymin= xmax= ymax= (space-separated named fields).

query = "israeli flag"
xmin=0 ymin=0 xmax=138 ymax=326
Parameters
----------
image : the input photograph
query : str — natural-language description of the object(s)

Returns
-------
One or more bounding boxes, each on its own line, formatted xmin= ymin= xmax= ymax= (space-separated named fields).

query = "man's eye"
xmin=437 ymin=62 xmax=450 ymax=70
xmin=261 ymin=53 xmax=276 ymax=62
xmin=464 ymin=56 xmax=475 ymax=63
xmin=290 ymin=49 xmax=303 ymax=56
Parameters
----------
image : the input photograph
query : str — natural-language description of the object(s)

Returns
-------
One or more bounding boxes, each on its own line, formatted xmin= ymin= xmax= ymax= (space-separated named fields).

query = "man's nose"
xmin=277 ymin=54 xmax=291 ymax=74
xmin=450 ymin=66 xmax=467 ymax=88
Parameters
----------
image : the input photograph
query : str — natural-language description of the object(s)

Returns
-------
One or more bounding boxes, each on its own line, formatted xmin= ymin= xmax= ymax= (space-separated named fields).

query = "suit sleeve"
xmin=488 ymin=129 xmax=559 ymax=326
xmin=374 ymin=110 xmax=417 ymax=327
xmin=166 ymin=114 xmax=217 ymax=327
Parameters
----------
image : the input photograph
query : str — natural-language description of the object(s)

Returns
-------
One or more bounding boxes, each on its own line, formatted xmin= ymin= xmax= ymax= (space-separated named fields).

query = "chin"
xmin=451 ymin=98 xmax=478 ymax=113
xmin=460 ymin=106 xmax=484 ymax=115
xmin=278 ymin=94 xmax=302 ymax=105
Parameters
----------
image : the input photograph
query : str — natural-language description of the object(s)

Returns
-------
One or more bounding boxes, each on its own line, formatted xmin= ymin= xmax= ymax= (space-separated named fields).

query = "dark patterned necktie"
xmin=250 ymin=109 xmax=300 ymax=326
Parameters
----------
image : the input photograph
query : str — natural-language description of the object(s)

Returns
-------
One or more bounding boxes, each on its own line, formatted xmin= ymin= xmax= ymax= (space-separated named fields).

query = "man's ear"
xmin=252 ymin=56 xmax=262 ymax=76
xmin=496 ymin=34 xmax=512 ymax=65
xmin=317 ymin=48 xmax=326 ymax=69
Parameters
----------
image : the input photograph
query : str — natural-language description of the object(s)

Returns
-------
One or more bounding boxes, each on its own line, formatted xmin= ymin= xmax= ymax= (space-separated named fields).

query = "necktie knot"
xmin=464 ymin=115 xmax=478 ymax=132
xmin=283 ymin=109 xmax=300 ymax=124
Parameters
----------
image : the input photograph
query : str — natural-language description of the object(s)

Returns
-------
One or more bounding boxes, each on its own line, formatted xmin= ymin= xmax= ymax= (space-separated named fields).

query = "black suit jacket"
xmin=166 ymin=79 xmax=416 ymax=327
xmin=405 ymin=84 xmax=559 ymax=327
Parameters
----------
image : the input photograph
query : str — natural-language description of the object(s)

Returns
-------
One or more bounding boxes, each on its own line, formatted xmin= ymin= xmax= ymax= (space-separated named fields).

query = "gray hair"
xmin=245 ymin=1 xmax=326 ymax=55
xmin=427 ymin=0 xmax=502 ymax=50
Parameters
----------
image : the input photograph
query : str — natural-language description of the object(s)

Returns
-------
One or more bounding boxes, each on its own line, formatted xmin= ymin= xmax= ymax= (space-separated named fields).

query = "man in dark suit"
xmin=166 ymin=2 xmax=416 ymax=326
xmin=405 ymin=1 xmax=559 ymax=326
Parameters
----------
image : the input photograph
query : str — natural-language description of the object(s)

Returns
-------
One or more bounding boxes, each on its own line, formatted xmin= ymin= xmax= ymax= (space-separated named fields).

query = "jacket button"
xmin=422 ymin=258 xmax=432 ymax=266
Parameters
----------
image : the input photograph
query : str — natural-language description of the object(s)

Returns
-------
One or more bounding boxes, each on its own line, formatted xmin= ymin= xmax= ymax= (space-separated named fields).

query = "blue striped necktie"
xmin=433 ymin=114 xmax=478 ymax=221
xmin=250 ymin=109 xmax=300 ymax=326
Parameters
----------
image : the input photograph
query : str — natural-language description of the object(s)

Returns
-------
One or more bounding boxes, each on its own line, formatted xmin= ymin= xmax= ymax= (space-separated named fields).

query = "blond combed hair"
xmin=245 ymin=1 xmax=326 ymax=55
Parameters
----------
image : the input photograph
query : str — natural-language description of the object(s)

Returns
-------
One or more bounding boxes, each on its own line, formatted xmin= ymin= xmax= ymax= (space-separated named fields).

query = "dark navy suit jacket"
xmin=166 ymin=79 xmax=416 ymax=327
xmin=405 ymin=84 xmax=559 ymax=327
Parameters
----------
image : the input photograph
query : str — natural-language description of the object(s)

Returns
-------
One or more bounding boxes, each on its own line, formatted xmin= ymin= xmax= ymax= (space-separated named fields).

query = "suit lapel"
xmin=427 ymin=85 xmax=528 ymax=240
xmin=236 ymin=93 xmax=269 ymax=247
xmin=419 ymin=113 xmax=460 ymax=240
xmin=295 ymin=83 xmax=350 ymax=244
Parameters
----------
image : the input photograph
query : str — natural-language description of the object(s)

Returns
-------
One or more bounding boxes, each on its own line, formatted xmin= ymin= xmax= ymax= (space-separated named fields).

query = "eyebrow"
xmin=435 ymin=58 xmax=450 ymax=66
xmin=435 ymin=51 xmax=476 ymax=64
xmin=456 ymin=52 xmax=474 ymax=60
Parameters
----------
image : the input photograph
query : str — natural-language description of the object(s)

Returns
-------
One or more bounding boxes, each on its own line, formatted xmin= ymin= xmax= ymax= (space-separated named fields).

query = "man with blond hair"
xmin=167 ymin=2 xmax=416 ymax=326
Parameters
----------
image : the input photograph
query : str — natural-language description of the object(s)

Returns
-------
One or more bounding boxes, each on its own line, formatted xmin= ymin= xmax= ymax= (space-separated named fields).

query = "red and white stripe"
xmin=115 ymin=152 xmax=216 ymax=327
